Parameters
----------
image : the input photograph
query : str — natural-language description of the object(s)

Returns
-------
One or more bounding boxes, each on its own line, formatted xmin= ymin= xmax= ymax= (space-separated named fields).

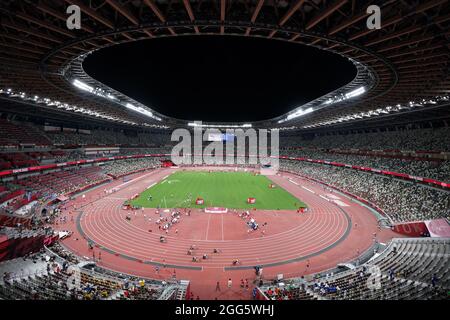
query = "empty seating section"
xmin=372 ymin=239 xmax=449 ymax=286
xmin=0 ymin=248 xmax=167 ymax=300
xmin=260 ymin=239 xmax=449 ymax=300
xmin=0 ymin=153 xmax=39 ymax=168
xmin=45 ymin=129 xmax=171 ymax=147
xmin=14 ymin=166 xmax=109 ymax=199
xmin=0 ymin=120 xmax=51 ymax=147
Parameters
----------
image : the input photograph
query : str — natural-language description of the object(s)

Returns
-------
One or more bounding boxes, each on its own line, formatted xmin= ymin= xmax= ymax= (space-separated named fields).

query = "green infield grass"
xmin=130 ymin=170 xmax=306 ymax=210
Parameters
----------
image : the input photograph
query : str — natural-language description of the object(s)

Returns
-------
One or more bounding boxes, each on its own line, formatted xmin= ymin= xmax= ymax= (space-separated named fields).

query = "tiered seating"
xmin=0 ymin=226 xmax=46 ymax=240
xmin=281 ymin=159 xmax=450 ymax=223
xmin=0 ymin=119 xmax=51 ymax=146
xmin=281 ymin=127 xmax=450 ymax=152
xmin=263 ymin=284 xmax=317 ymax=300
xmin=0 ymin=158 xmax=12 ymax=170
xmin=0 ymin=269 xmax=119 ymax=300
xmin=310 ymin=239 xmax=448 ymax=300
xmin=0 ymin=189 xmax=25 ymax=206
xmin=102 ymin=158 xmax=163 ymax=178
xmin=0 ymin=248 xmax=167 ymax=300
xmin=44 ymin=129 xmax=172 ymax=147
xmin=259 ymin=239 xmax=448 ymax=300
xmin=3 ymin=194 xmax=38 ymax=214
xmin=0 ymin=153 xmax=39 ymax=168
xmin=117 ymin=285 xmax=165 ymax=300
xmin=282 ymin=149 xmax=450 ymax=183
xmin=371 ymin=239 xmax=449 ymax=287
xmin=15 ymin=166 xmax=110 ymax=199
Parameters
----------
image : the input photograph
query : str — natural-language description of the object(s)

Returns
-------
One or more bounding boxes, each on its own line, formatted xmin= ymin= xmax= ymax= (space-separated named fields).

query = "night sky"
xmin=84 ymin=36 xmax=356 ymax=122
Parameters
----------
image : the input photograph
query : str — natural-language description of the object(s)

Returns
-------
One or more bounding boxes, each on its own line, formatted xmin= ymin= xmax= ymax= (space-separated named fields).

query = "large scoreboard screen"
xmin=207 ymin=133 xmax=235 ymax=142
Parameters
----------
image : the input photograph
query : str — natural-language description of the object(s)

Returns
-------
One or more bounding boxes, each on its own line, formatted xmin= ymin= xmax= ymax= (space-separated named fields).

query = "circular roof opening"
xmin=84 ymin=36 xmax=357 ymax=122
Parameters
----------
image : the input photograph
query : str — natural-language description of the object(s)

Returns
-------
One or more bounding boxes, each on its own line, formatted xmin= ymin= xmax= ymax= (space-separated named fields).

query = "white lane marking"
xmin=221 ymin=214 xmax=224 ymax=241
xmin=302 ymin=186 xmax=316 ymax=194
xmin=333 ymin=200 xmax=349 ymax=207
xmin=205 ymin=214 xmax=212 ymax=241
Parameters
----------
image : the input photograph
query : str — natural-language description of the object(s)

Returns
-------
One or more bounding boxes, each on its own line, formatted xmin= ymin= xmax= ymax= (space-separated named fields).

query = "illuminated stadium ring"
xmin=2 ymin=1 xmax=447 ymax=131
xmin=49 ymin=22 xmax=392 ymax=127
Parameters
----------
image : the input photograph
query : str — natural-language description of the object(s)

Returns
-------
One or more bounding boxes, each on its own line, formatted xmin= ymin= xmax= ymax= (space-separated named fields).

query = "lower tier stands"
xmin=101 ymin=158 xmax=164 ymax=178
xmin=260 ymin=238 xmax=449 ymax=300
xmin=0 ymin=246 xmax=171 ymax=300
xmin=1 ymin=155 xmax=448 ymax=224
xmin=280 ymin=160 xmax=450 ymax=223
xmin=13 ymin=166 xmax=110 ymax=200
xmin=282 ymin=149 xmax=450 ymax=183
xmin=0 ymin=227 xmax=48 ymax=262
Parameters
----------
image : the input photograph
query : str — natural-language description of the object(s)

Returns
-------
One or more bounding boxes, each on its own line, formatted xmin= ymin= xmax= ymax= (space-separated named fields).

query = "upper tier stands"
xmin=44 ymin=129 xmax=170 ymax=147
xmin=0 ymin=119 xmax=51 ymax=147
xmin=281 ymin=127 xmax=450 ymax=152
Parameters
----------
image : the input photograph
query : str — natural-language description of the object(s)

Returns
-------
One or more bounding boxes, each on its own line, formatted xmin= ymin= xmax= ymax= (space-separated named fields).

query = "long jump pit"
xmin=56 ymin=166 xmax=399 ymax=300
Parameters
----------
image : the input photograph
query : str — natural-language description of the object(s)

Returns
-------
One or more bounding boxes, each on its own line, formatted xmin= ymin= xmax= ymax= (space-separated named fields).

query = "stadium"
xmin=0 ymin=0 xmax=449 ymax=303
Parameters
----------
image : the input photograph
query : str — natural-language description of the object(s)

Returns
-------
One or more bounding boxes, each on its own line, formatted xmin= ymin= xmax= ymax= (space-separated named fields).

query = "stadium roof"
xmin=0 ymin=0 xmax=449 ymax=130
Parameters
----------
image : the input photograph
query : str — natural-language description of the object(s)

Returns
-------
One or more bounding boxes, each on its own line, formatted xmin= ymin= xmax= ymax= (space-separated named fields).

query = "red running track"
xmin=56 ymin=167 xmax=400 ymax=300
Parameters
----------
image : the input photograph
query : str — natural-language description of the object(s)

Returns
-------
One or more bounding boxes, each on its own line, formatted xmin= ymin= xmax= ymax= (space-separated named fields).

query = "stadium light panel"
xmin=283 ymin=107 xmax=314 ymax=122
xmin=73 ymin=79 xmax=94 ymax=92
xmin=345 ymin=86 xmax=366 ymax=99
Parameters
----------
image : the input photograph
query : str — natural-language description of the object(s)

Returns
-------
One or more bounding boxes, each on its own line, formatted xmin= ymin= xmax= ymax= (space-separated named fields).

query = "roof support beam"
xmin=365 ymin=25 xmax=422 ymax=46
xmin=349 ymin=0 xmax=447 ymax=41
xmin=65 ymin=0 xmax=115 ymax=29
xmin=35 ymin=3 xmax=94 ymax=34
xmin=0 ymin=32 xmax=52 ymax=50
xmin=220 ymin=0 xmax=226 ymax=34
xmin=245 ymin=0 xmax=264 ymax=36
xmin=106 ymin=0 xmax=139 ymax=25
xmin=306 ymin=0 xmax=348 ymax=30
xmin=269 ymin=0 xmax=306 ymax=38
xmin=143 ymin=0 xmax=176 ymax=35
xmin=2 ymin=21 xmax=62 ymax=44
xmin=378 ymin=34 xmax=435 ymax=53
xmin=279 ymin=0 xmax=306 ymax=26
xmin=35 ymin=3 xmax=115 ymax=45
xmin=182 ymin=0 xmax=199 ymax=34
xmin=328 ymin=11 xmax=368 ymax=35
xmin=15 ymin=12 xmax=75 ymax=38
xmin=105 ymin=0 xmax=153 ymax=37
